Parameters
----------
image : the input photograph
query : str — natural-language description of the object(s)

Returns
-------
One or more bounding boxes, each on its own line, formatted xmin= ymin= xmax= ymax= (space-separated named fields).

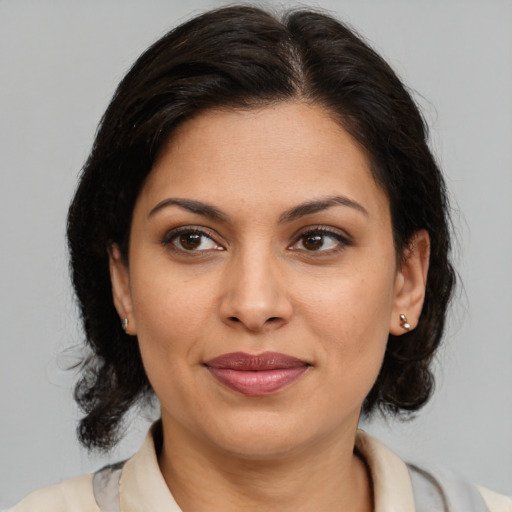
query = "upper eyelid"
xmin=291 ymin=225 xmax=352 ymax=243
xmin=161 ymin=226 xmax=223 ymax=246
xmin=160 ymin=224 xmax=351 ymax=248
xmin=162 ymin=225 xmax=217 ymax=238
xmin=286 ymin=227 xmax=352 ymax=256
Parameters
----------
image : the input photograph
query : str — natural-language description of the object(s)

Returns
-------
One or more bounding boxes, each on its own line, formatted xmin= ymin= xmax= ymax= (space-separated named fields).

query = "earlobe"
xmin=108 ymin=244 xmax=136 ymax=335
xmin=390 ymin=230 xmax=430 ymax=335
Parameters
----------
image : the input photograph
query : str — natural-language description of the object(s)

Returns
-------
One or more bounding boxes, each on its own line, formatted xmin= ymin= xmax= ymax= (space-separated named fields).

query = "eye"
xmin=162 ymin=227 xmax=224 ymax=253
xmin=290 ymin=227 xmax=350 ymax=253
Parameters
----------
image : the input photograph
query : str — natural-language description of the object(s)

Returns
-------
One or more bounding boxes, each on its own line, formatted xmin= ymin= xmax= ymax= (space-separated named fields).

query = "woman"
xmin=8 ymin=5 xmax=511 ymax=511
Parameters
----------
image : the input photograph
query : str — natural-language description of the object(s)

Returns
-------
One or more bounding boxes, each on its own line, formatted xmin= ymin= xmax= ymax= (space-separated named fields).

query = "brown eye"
xmin=179 ymin=233 xmax=202 ymax=250
xmin=302 ymin=235 xmax=324 ymax=251
xmin=163 ymin=228 xmax=223 ymax=253
xmin=290 ymin=228 xmax=350 ymax=253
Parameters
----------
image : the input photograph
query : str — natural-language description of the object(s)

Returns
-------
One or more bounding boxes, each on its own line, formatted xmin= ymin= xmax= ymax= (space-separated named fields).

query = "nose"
xmin=219 ymin=248 xmax=293 ymax=332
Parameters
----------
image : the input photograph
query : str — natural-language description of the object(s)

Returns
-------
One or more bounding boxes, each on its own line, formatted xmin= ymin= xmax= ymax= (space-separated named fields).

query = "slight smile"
xmin=204 ymin=352 xmax=311 ymax=396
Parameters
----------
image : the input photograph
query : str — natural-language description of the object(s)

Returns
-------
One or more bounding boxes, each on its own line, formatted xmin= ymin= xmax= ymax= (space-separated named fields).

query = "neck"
xmin=158 ymin=419 xmax=373 ymax=512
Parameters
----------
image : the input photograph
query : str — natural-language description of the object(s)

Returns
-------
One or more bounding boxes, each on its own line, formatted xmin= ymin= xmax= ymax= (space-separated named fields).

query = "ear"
xmin=108 ymin=244 xmax=136 ymax=335
xmin=389 ymin=230 xmax=430 ymax=335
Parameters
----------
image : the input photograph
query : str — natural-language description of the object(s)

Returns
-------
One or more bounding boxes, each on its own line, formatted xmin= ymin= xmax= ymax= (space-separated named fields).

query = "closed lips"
xmin=204 ymin=352 xmax=310 ymax=395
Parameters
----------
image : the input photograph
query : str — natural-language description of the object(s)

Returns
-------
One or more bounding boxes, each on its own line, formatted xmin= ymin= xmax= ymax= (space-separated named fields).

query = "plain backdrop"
xmin=1 ymin=0 xmax=511 ymax=507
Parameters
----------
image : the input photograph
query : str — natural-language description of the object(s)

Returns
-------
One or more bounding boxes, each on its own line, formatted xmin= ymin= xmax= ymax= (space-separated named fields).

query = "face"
xmin=110 ymin=102 xmax=428 ymax=459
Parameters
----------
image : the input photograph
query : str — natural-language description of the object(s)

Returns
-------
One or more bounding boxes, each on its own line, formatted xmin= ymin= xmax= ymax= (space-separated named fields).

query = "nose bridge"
xmin=220 ymin=241 xmax=291 ymax=331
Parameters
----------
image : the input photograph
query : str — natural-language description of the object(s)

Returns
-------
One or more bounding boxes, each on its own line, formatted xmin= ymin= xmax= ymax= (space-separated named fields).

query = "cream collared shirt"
xmin=8 ymin=427 xmax=512 ymax=511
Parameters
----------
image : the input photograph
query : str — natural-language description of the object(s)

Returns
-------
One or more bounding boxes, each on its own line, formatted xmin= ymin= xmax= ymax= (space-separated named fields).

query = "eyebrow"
xmin=148 ymin=198 xmax=230 ymax=222
xmin=148 ymin=195 xmax=368 ymax=223
xmin=278 ymin=196 xmax=368 ymax=224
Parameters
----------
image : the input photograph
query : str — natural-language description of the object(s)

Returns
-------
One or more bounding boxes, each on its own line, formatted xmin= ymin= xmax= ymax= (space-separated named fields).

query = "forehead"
xmin=139 ymin=102 xmax=388 ymax=219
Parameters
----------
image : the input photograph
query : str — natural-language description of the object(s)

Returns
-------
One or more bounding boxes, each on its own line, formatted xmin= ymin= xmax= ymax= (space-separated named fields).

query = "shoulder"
xmin=478 ymin=486 xmax=512 ymax=512
xmin=6 ymin=474 xmax=101 ymax=512
xmin=355 ymin=429 xmax=512 ymax=512
xmin=408 ymin=463 xmax=512 ymax=512
xmin=6 ymin=422 xmax=164 ymax=512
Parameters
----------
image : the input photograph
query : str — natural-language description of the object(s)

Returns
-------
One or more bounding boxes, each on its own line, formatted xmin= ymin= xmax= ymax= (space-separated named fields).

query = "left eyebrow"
xmin=278 ymin=196 xmax=368 ymax=224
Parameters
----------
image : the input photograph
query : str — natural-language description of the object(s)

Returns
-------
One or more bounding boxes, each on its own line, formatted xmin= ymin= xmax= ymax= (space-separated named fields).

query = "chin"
xmin=202 ymin=411 xmax=330 ymax=461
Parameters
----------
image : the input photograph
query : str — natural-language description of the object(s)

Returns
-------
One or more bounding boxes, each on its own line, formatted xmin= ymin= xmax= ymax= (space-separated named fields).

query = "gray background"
xmin=1 ymin=0 xmax=511 ymax=507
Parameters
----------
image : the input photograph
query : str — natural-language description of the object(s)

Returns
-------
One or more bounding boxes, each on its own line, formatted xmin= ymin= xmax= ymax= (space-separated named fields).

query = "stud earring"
xmin=122 ymin=318 xmax=128 ymax=332
xmin=400 ymin=314 xmax=411 ymax=331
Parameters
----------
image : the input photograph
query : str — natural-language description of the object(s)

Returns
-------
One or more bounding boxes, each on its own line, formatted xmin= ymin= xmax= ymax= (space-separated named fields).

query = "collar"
xmin=355 ymin=429 xmax=416 ymax=512
xmin=119 ymin=423 xmax=416 ymax=511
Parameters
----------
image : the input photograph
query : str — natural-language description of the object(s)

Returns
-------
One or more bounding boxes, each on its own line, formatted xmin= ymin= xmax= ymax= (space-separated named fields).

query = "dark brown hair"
xmin=67 ymin=5 xmax=455 ymax=450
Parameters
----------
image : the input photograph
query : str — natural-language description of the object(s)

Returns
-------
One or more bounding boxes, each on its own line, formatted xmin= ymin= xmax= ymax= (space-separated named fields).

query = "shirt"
xmin=8 ymin=423 xmax=512 ymax=511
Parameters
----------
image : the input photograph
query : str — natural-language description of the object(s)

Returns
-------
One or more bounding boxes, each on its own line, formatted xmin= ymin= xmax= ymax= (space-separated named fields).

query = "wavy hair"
xmin=67 ymin=5 xmax=455 ymax=450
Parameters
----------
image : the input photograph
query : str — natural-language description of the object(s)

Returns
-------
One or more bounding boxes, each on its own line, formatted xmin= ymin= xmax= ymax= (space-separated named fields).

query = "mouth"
xmin=204 ymin=352 xmax=310 ymax=396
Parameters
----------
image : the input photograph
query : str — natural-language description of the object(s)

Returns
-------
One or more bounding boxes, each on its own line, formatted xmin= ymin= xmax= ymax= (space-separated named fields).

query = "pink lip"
xmin=204 ymin=352 xmax=310 ymax=396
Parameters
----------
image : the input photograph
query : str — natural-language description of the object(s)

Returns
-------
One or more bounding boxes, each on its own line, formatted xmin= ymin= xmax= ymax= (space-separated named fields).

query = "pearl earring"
xmin=122 ymin=318 xmax=128 ymax=331
xmin=399 ymin=314 xmax=411 ymax=331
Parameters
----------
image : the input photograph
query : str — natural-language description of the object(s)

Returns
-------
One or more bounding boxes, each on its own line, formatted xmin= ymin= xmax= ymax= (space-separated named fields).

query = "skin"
xmin=110 ymin=102 xmax=429 ymax=511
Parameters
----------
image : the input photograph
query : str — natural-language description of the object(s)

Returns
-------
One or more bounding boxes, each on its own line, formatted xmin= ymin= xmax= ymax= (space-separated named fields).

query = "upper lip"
xmin=204 ymin=351 xmax=309 ymax=371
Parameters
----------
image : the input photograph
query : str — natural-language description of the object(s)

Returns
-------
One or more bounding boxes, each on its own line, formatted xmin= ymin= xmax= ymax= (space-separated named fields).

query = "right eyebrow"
xmin=147 ymin=198 xmax=230 ymax=223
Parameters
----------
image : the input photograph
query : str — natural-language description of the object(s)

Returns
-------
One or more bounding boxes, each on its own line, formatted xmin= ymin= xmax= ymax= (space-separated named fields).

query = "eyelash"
xmin=161 ymin=227 xmax=224 ymax=254
xmin=290 ymin=227 xmax=351 ymax=254
xmin=160 ymin=226 xmax=351 ymax=255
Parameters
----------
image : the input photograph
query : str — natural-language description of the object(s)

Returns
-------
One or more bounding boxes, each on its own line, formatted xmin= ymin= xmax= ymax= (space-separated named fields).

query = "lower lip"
xmin=207 ymin=367 xmax=308 ymax=396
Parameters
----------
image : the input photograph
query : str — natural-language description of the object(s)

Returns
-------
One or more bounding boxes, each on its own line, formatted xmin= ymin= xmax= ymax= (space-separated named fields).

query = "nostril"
xmin=229 ymin=317 xmax=240 ymax=323
xmin=268 ymin=317 xmax=279 ymax=322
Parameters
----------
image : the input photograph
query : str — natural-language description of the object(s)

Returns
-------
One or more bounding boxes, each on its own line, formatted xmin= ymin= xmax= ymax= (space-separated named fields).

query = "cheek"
xmin=129 ymin=265 xmax=219 ymax=368
xmin=297 ymin=267 xmax=395 ymax=390
xmin=130 ymin=276 xmax=206 ymax=413
xmin=299 ymin=265 xmax=396 ymax=339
